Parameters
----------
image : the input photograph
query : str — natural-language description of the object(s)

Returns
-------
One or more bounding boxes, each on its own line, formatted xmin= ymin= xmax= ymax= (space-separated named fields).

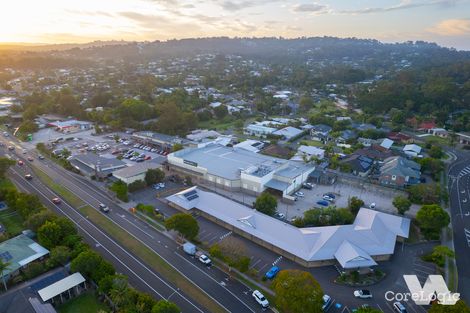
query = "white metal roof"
xmin=38 ymin=273 xmax=85 ymax=302
xmin=167 ymin=188 xmax=410 ymax=265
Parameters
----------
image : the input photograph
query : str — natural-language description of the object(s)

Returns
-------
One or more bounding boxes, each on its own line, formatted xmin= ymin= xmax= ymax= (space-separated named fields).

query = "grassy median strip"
xmin=32 ymin=167 xmax=85 ymax=208
xmin=80 ymin=205 xmax=226 ymax=313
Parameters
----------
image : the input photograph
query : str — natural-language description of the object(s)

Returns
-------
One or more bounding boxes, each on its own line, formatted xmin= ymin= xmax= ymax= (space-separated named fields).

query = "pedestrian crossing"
xmin=459 ymin=166 xmax=470 ymax=178
xmin=465 ymin=228 xmax=470 ymax=247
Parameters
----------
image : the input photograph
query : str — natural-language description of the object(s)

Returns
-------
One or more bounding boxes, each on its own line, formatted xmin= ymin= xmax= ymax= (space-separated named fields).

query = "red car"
xmin=52 ymin=197 xmax=61 ymax=204
xmin=18 ymin=160 xmax=24 ymax=166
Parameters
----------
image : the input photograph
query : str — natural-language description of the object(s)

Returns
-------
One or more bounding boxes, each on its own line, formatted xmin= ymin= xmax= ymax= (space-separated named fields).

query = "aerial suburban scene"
xmin=0 ymin=1 xmax=470 ymax=313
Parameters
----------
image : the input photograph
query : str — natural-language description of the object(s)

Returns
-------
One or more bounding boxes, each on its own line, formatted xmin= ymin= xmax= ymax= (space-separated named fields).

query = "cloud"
xmin=428 ymin=18 xmax=470 ymax=35
xmin=220 ymin=0 xmax=280 ymax=11
xmin=341 ymin=0 xmax=461 ymax=15
xmin=119 ymin=11 xmax=170 ymax=29
xmin=291 ymin=3 xmax=329 ymax=14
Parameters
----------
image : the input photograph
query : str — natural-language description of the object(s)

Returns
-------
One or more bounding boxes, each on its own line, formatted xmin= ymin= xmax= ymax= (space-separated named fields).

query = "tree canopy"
xmin=253 ymin=192 xmax=277 ymax=216
xmin=416 ymin=204 xmax=450 ymax=240
xmin=164 ymin=213 xmax=199 ymax=240
xmin=271 ymin=269 xmax=323 ymax=313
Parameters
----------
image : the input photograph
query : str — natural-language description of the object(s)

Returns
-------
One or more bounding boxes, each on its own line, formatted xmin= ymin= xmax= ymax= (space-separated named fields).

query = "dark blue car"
xmin=316 ymin=200 xmax=329 ymax=207
xmin=265 ymin=266 xmax=280 ymax=279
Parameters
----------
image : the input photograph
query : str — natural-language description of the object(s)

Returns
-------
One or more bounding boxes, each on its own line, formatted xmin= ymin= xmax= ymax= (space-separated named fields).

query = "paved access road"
xmin=447 ymin=149 xmax=470 ymax=304
xmin=2 ymin=139 xmax=270 ymax=313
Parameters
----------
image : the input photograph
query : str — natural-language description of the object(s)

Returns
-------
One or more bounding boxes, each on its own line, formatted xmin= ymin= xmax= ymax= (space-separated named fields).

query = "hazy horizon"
xmin=1 ymin=0 xmax=470 ymax=50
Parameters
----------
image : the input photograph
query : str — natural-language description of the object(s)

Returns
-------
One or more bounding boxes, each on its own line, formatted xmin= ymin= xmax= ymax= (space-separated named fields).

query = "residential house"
xmin=336 ymin=130 xmax=357 ymax=145
xmin=428 ymin=128 xmax=448 ymax=138
xmin=403 ymin=144 xmax=422 ymax=157
xmin=292 ymin=145 xmax=325 ymax=162
xmin=339 ymin=154 xmax=374 ymax=177
xmin=244 ymin=123 xmax=276 ymax=138
xmin=355 ymin=145 xmax=394 ymax=163
xmin=272 ymin=126 xmax=304 ymax=141
xmin=310 ymin=124 xmax=332 ymax=142
xmin=379 ymin=138 xmax=394 ymax=150
xmin=379 ymin=156 xmax=421 ymax=187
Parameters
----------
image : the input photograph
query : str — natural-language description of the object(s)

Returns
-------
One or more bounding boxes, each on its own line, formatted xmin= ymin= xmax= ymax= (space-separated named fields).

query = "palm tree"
xmin=0 ymin=259 xmax=11 ymax=291
xmin=109 ymin=278 xmax=129 ymax=309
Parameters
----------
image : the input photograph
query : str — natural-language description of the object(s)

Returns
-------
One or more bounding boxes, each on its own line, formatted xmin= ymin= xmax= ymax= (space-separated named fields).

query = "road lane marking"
xmin=10 ymin=169 xmax=207 ymax=313
xmin=465 ymin=228 xmax=470 ymax=247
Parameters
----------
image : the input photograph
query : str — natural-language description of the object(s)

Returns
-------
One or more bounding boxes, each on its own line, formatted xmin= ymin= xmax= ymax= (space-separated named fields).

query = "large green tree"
xmin=348 ymin=196 xmax=364 ymax=214
xmin=271 ymin=269 xmax=323 ymax=313
xmin=392 ymin=196 xmax=412 ymax=215
xmin=145 ymin=168 xmax=165 ymax=186
xmin=0 ymin=259 xmax=10 ymax=291
xmin=0 ymin=158 xmax=15 ymax=178
xmin=164 ymin=213 xmax=199 ymax=240
xmin=152 ymin=300 xmax=180 ymax=313
xmin=416 ymin=204 xmax=450 ymax=240
xmin=253 ymin=192 xmax=277 ymax=216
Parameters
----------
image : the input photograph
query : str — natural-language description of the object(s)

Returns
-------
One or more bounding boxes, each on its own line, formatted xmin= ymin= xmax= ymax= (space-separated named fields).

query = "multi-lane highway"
xmin=447 ymin=149 xmax=470 ymax=304
xmin=1 ymin=137 xmax=269 ymax=313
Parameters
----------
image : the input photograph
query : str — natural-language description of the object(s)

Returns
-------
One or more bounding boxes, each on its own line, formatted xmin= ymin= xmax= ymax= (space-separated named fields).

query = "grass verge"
xmin=448 ymin=259 xmax=458 ymax=292
xmin=57 ymin=292 xmax=108 ymax=313
xmin=80 ymin=205 xmax=226 ymax=313
xmin=31 ymin=167 xmax=85 ymax=208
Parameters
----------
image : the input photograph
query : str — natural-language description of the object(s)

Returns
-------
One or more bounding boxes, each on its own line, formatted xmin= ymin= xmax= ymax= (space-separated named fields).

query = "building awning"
xmin=334 ymin=241 xmax=377 ymax=269
xmin=38 ymin=273 xmax=85 ymax=302
xmin=265 ymin=179 xmax=290 ymax=191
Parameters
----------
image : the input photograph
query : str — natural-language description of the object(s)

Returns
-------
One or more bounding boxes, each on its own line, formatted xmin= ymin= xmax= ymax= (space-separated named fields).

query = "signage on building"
xmin=184 ymin=160 xmax=198 ymax=167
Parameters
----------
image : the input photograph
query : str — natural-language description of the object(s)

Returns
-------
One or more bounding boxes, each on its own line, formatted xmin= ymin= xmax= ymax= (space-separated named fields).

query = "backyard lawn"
xmin=0 ymin=208 xmax=24 ymax=236
xmin=58 ymin=292 xmax=109 ymax=313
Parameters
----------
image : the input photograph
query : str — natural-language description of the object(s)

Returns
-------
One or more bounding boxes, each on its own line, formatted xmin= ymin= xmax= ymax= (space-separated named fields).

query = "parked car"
xmin=354 ymin=289 xmax=372 ymax=299
xmin=198 ymin=254 xmax=212 ymax=266
xmin=316 ymin=200 xmax=329 ymax=207
xmin=183 ymin=242 xmax=196 ymax=255
xmin=274 ymin=212 xmax=286 ymax=220
xmin=324 ymin=193 xmax=336 ymax=199
xmin=369 ymin=203 xmax=376 ymax=209
xmin=52 ymin=197 xmax=61 ymax=204
xmin=322 ymin=195 xmax=335 ymax=202
xmin=24 ymin=174 xmax=33 ymax=180
xmin=302 ymin=182 xmax=313 ymax=189
xmin=393 ymin=302 xmax=408 ymax=313
xmin=265 ymin=266 xmax=280 ymax=279
xmin=322 ymin=294 xmax=332 ymax=311
xmin=294 ymin=191 xmax=304 ymax=197
xmin=98 ymin=203 xmax=110 ymax=213
xmin=252 ymin=290 xmax=269 ymax=309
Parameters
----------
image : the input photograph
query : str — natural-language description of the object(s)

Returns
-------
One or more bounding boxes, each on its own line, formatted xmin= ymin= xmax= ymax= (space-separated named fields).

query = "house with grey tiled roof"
xmin=379 ymin=156 xmax=421 ymax=188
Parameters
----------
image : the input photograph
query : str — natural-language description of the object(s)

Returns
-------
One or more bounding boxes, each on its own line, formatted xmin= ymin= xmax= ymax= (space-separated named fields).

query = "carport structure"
xmin=38 ymin=273 xmax=86 ymax=305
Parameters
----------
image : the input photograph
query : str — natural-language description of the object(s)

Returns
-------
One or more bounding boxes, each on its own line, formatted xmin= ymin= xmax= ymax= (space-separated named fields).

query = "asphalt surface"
xmin=447 ymin=149 xmax=470 ymax=304
xmin=1 ymin=138 xmax=270 ymax=313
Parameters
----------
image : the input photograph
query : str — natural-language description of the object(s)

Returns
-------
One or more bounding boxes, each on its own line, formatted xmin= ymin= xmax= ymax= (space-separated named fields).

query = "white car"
xmin=322 ymin=195 xmax=335 ymax=202
xmin=252 ymin=290 xmax=269 ymax=309
xmin=322 ymin=294 xmax=332 ymax=311
xmin=294 ymin=191 xmax=304 ymax=197
xmin=198 ymin=254 xmax=212 ymax=265
xmin=354 ymin=289 xmax=372 ymax=299
xmin=369 ymin=203 xmax=376 ymax=209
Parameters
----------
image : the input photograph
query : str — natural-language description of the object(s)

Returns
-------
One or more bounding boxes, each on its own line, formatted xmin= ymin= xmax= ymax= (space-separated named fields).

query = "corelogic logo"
xmin=385 ymin=275 xmax=460 ymax=305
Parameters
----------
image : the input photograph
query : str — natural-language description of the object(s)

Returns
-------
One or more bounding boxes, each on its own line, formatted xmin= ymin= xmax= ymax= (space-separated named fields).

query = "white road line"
xmin=11 ymin=170 xmax=205 ymax=313
xmin=120 ymin=215 xmax=154 ymax=239
xmin=13 ymin=167 xmax=237 ymax=313
xmin=249 ymin=259 xmax=261 ymax=269
xmin=173 ymin=251 xmax=257 ymax=313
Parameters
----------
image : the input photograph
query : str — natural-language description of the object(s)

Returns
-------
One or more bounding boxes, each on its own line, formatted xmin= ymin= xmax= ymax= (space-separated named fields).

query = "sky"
xmin=1 ymin=0 xmax=470 ymax=50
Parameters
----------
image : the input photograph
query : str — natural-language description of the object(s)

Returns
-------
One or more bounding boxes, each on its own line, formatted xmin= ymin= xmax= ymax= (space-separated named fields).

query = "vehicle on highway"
xmin=27 ymin=156 xmax=34 ymax=161
xmin=252 ymin=290 xmax=269 ymax=309
xmin=22 ymin=150 xmax=27 ymax=154
xmin=38 ymin=155 xmax=45 ymax=160
xmin=18 ymin=160 xmax=24 ymax=166
xmin=98 ymin=203 xmax=110 ymax=213
xmin=322 ymin=294 xmax=332 ymax=311
xmin=24 ymin=174 xmax=33 ymax=180
xmin=265 ymin=266 xmax=280 ymax=279
xmin=197 ymin=254 xmax=212 ymax=266
xmin=294 ymin=191 xmax=304 ymax=197
xmin=393 ymin=302 xmax=408 ymax=313
xmin=316 ymin=200 xmax=330 ymax=207
xmin=354 ymin=289 xmax=372 ymax=299
xmin=8 ymin=146 xmax=14 ymax=151
xmin=52 ymin=197 xmax=62 ymax=204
